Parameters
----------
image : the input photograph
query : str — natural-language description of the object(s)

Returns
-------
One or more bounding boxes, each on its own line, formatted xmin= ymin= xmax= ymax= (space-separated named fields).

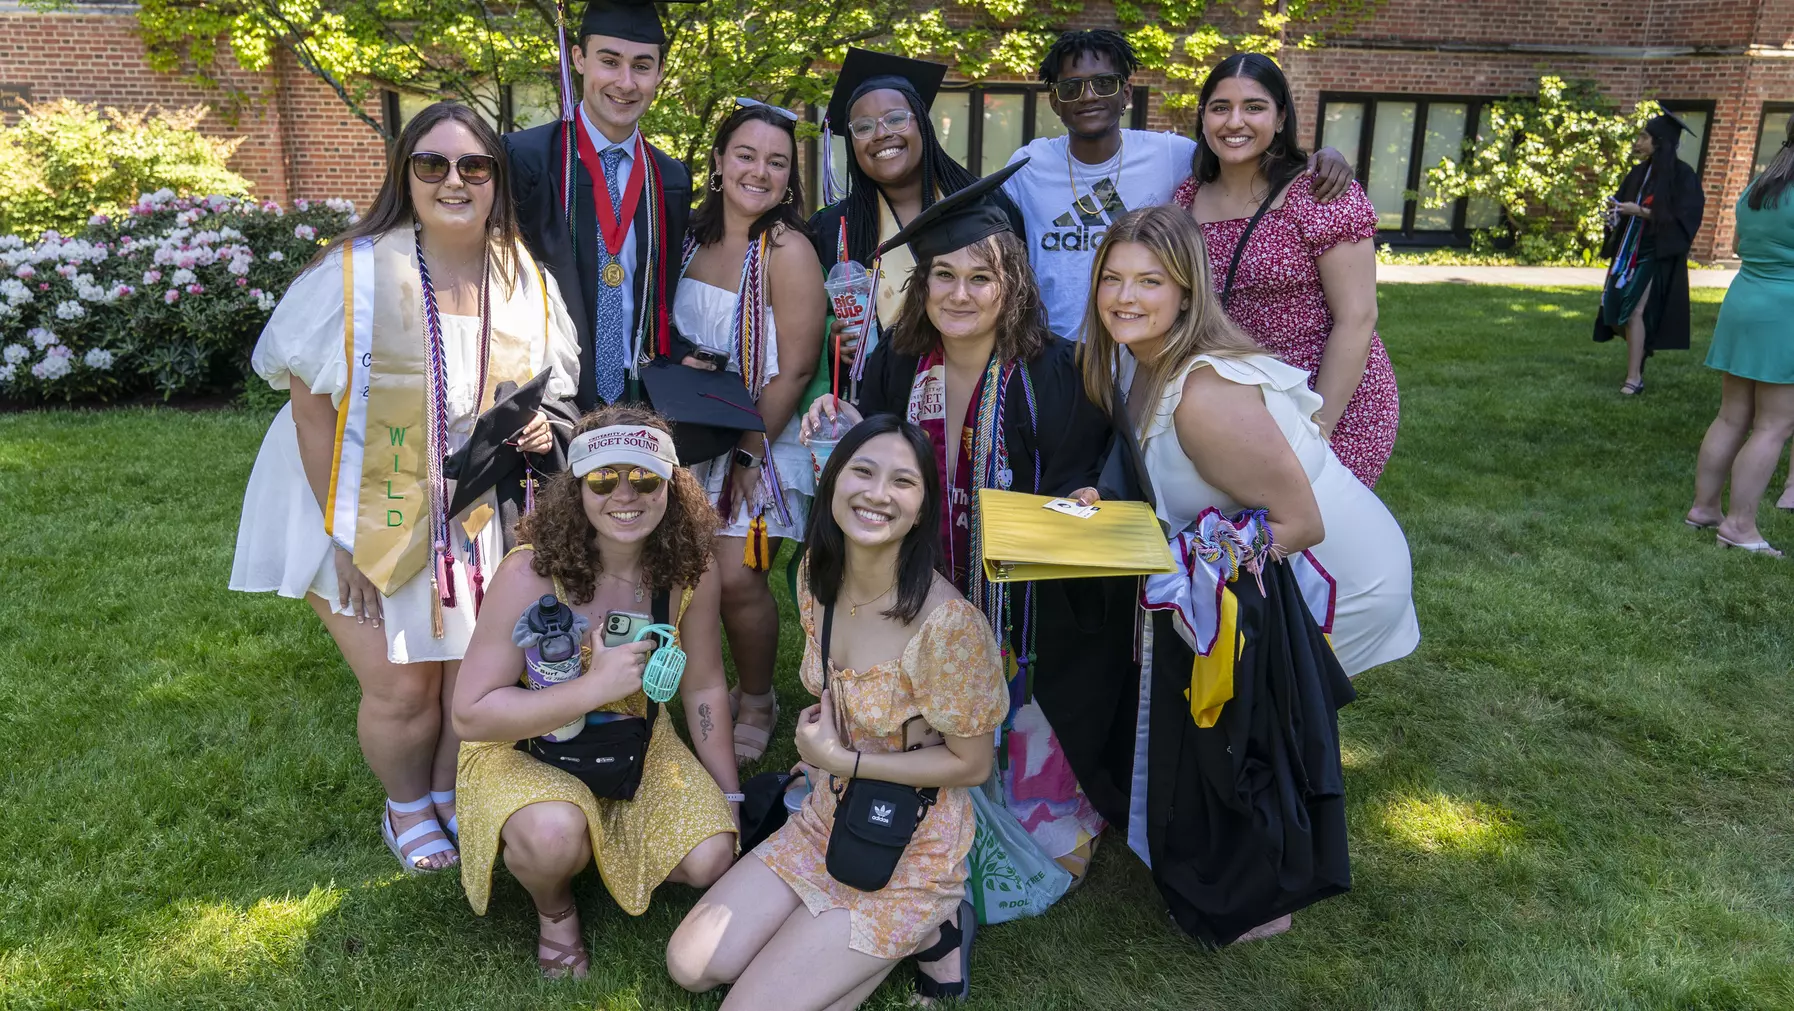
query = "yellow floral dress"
xmin=457 ymin=584 xmax=738 ymax=917
xmin=754 ymin=577 xmax=1008 ymax=959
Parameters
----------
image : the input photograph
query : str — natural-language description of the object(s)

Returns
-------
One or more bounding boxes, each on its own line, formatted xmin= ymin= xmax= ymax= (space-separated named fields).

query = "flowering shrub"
xmin=0 ymin=191 xmax=355 ymax=403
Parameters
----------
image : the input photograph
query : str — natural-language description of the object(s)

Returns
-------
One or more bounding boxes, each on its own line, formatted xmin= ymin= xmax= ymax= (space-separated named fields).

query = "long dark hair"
xmin=1747 ymin=114 xmax=1793 ymax=212
xmin=1641 ymin=114 xmax=1689 ymax=238
xmin=687 ymin=104 xmax=810 ymax=246
xmin=890 ymin=230 xmax=1049 ymax=366
xmin=803 ymin=414 xmax=941 ymax=624
xmin=311 ymin=101 xmax=523 ymax=289
xmin=1191 ymin=53 xmax=1309 ymax=195
xmin=837 ymin=83 xmax=980 ymax=265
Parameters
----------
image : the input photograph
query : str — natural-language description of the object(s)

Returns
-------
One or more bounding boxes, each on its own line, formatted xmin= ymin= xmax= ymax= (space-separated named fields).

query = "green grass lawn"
xmin=4 ymin=283 xmax=1791 ymax=1010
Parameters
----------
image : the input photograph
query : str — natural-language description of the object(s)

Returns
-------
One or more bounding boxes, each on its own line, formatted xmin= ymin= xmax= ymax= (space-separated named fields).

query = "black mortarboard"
xmin=637 ymin=357 xmax=766 ymax=465
xmin=444 ymin=370 xmax=555 ymax=519
xmin=826 ymin=48 xmax=948 ymax=137
xmin=579 ymin=0 xmax=702 ymax=46
xmin=1646 ymin=110 xmax=1696 ymax=148
xmin=876 ymin=159 xmax=1028 ymax=261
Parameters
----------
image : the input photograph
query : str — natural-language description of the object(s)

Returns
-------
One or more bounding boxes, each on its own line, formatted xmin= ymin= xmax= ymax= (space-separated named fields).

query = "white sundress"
xmin=228 ymin=248 xmax=582 ymax=664
xmin=672 ymin=275 xmax=813 ymax=540
xmin=1136 ymin=351 xmax=1420 ymax=676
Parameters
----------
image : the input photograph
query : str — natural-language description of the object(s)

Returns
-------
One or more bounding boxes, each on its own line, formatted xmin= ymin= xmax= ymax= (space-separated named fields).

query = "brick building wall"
xmin=0 ymin=8 xmax=387 ymax=207
xmin=2 ymin=1 xmax=1788 ymax=259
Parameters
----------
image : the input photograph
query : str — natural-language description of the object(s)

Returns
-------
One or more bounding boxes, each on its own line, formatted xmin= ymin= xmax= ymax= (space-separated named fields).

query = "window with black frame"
xmin=1316 ymin=93 xmax=1504 ymax=244
xmin=811 ymin=83 xmax=1150 ymax=212
xmin=1752 ymin=102 xmax=1793 ymax=179
xmin=383 ymin=79 xmax=560 ymax=136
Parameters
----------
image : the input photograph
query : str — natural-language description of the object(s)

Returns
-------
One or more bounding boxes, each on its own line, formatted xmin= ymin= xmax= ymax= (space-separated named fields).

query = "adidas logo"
xmin=1043 ymin=178 xmax=1129 ymax=253
xmin=869 ymin=801 xmax=894 ymax=826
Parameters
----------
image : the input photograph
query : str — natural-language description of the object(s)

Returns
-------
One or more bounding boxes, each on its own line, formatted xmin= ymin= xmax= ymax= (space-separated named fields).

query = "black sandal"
xmin=912 ymin=899 xmax=975 ymax=1002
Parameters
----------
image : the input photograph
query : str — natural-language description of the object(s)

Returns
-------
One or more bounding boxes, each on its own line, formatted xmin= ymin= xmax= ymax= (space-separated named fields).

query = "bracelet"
xmin=722 ymin=792 xmax=745 ymax=803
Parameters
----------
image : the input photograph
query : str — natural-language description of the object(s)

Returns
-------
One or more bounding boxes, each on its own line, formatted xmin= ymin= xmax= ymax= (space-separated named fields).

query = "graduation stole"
xmin=1609 ymin=164 xmax=1654 ymax=288
xmin=676 ymin=234 xmax=793 ymax=570
xmin=325 ymin=230 xmax=544 ymax=600
xmin=906 ymin=350 xmax=1042 ymax=723
xmin=557 ymin=118 xmax=674 ymax=364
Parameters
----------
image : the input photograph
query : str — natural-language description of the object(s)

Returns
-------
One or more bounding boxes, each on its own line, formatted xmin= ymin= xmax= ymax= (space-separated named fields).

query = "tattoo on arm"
xmin=699 ymin=702 xmax=714 ymax=742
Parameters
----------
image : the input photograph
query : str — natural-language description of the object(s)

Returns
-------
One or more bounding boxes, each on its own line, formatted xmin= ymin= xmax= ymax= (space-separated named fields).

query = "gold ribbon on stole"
xmin=328 ymin=230 xmax=550 ymax=597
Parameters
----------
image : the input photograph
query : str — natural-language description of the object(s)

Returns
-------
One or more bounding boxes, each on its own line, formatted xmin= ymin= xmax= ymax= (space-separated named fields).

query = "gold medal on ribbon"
xmin=603 ymin=261 xmax=625 ymax=288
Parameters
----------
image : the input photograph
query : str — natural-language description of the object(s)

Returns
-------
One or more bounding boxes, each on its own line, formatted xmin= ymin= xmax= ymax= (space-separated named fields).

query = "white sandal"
xmin=432 ymin=789 xmax=458 ymax=839
xmin=382 ymin=796 xmax=458 ymax=873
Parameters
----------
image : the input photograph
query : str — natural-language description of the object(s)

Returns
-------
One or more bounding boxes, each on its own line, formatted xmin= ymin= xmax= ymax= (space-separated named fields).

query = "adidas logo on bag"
xmin=1042 ymin=178 xmax=1129 ymax=253
xmin=869 ymin=801 xmax=894 ymax=827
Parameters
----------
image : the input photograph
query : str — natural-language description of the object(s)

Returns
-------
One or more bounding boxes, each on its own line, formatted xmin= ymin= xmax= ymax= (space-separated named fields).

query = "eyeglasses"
xmin=848 ymin=109 xmax=915 ymax=140
xmin=409 ymin=152 xmax=497 ymax=185
xmin=1052 ymin=74 xmax=1125 ymax=103
xmin=583 ymin=466 xmax=665 ymax=496
xmin=735 ymin=96 xmax=799 ymax=122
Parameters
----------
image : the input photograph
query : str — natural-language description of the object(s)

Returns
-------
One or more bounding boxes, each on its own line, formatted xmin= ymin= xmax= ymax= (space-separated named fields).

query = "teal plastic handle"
xmin=634 ymin=623 xmax=687 ymax=703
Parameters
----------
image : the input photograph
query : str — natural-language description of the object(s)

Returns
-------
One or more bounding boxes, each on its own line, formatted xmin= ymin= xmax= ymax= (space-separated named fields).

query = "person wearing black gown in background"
xmin=1595 ymin=111 xmax=1706 ymax=396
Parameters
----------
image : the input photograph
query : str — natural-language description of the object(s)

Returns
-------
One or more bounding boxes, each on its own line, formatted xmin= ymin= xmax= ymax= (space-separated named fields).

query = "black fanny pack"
xmin=816 ymin=602 xmax=937 ymax=892
xmin=515 ymin=589 xmax=669 ymax=802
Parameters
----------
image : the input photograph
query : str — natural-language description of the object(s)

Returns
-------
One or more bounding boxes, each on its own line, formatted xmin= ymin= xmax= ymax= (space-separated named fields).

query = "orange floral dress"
xmin=753 ymin=577 xmax=1008 ymax=959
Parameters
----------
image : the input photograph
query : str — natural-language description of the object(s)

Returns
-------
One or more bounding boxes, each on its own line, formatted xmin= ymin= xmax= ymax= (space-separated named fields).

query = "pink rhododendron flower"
xmin=164 ymin=289 xmax=180 ymax=304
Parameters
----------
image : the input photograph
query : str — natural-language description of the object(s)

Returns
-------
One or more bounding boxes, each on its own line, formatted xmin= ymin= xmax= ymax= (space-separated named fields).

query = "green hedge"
xmin=0 ymin=192 xmax=353 ymax=404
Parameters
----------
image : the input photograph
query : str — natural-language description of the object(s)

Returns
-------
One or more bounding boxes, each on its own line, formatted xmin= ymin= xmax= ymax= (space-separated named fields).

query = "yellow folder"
xmin=978 ymin=489 xmax=1177 ymax=582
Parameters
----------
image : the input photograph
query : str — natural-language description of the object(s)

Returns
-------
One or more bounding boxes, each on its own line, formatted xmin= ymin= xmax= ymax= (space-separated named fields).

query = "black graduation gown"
xmin=1593 ymin=159 xmax=1705 ymax=355
xmin=854 ymin=338 xmax=1141 ymax=823
xmin=506 ymin=121 xmax=695 ymax=409
xmin=808 ymin=192 xmax=1028 ymax=394
xmin=1144 ymin=566 xmax=1356 ymax=946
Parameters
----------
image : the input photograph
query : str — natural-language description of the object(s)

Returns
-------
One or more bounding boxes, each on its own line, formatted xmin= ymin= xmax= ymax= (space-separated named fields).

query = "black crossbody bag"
xmin=818 ymin=602 xmax=939 ymax=892
xmin=514 ymin=589 xmax=672 ymax=801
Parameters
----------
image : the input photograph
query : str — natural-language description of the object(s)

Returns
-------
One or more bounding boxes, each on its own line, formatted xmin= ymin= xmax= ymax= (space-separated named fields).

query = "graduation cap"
xmin=579 ymin=0 xmax=702 ymax=46
xmin=826 ymin=48 xmax=948 ymax=137
xmin=443 ymin=370 xmax=557 ymax=519
xmin=637 ymin=357 xmax=765 ymax=465
xmin=876 ymin=158 xmax=1028 ymax=261
xmin=1646 ymin=110 xmax=1697 ymax=149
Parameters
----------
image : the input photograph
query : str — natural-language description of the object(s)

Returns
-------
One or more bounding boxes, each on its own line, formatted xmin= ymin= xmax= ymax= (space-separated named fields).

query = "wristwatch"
xmin=733 ymin=448 xmax=761 ymax=470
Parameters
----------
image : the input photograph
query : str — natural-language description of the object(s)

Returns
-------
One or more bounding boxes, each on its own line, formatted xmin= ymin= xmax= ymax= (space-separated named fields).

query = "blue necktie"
xmin=594 ymin=145 xmax=627 ymax=404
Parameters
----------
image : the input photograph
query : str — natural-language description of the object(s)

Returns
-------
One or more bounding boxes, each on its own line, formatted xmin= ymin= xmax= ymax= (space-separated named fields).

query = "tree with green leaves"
xmin=127 ymin=0 xmax=1378 ymax=174
xmin=1422 ymin=76 xmax=1660 ymax=263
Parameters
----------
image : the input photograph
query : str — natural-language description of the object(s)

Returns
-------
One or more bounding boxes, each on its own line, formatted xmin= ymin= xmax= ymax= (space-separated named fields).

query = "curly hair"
xmin=889 ymin=230 xmax=1049 ymax=366
xmin=516 ymin=404 xmax=719 ymax=605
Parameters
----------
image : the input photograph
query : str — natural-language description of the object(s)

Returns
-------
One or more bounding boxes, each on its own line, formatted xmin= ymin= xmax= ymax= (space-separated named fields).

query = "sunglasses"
xmin=583 ymin=466 xmax=665 ymax=496
xmin=735 ymin=96 xmax=799 ymax=122
xmin=409 ymin=152 xmax=497 ymax=185
xmin=848 ymin=109 xmax=915 ymax=140
xmin=1052 ymin=74 xmax=1125 ymax=103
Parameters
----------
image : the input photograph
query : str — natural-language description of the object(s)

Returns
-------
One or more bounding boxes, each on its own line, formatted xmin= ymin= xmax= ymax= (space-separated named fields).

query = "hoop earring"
xmin=709 ymin=171 xmax=723 ymax=190
xmin=781 ymin=188 xmax=795 ymax=205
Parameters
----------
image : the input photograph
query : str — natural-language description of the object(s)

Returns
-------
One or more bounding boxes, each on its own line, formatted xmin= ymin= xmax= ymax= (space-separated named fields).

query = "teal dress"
xmin=1706 ymin=190 xmax=1794 ymax=383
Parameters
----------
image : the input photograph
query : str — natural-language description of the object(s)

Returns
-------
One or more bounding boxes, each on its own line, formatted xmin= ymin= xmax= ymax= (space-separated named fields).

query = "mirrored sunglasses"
xmin=409 ymin=152 xmax=497 ymax=185
xmin=583 ymin=466 xmax=665 ymax=496
xmin=735 ymin=96 xmax=799 ymax=122
xmin=1052 ymin=74 xmax=1125 ymax=103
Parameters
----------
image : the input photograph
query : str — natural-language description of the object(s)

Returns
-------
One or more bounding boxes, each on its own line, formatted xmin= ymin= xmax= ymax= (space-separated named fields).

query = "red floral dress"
xmin=1173 ymin=177 xmax=1398 ymax=486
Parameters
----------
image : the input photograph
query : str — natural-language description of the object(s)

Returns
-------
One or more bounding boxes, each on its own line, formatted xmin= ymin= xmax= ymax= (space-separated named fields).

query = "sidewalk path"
xmin=1379 ymin=264 xmax=1736 ymax=288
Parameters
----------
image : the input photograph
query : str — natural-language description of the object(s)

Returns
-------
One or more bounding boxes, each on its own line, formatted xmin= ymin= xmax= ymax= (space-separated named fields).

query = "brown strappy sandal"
xmin=536 ymin=903 xmax=590 ymax=980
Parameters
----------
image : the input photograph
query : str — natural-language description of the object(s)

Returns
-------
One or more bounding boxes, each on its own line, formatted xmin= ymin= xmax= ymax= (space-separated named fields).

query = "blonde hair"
xmin=1077 ymin=204 xmax=1264 ymax=420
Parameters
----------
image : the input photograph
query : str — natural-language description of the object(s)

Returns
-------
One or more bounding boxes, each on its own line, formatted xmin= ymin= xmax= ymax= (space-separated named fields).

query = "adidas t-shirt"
xmin=1004 ymin=130 xmax=1199 ymax=338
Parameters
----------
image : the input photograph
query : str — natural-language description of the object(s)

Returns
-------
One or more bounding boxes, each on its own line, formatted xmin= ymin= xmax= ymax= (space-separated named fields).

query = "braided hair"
xmin=837 ymin=77 xmax=980 ymax=265
xmin=1037 ymin=29 xmax=1140 ymax=84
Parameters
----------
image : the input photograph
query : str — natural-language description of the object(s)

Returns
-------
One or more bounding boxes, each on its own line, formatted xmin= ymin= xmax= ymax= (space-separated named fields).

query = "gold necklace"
xmin=845 ymin=582 xmax=896 ymax=617
xmin=1067 ymin=132 xmax=1125 ymax=218
xmin=603 ymin=570 xmax=645 ymax=603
